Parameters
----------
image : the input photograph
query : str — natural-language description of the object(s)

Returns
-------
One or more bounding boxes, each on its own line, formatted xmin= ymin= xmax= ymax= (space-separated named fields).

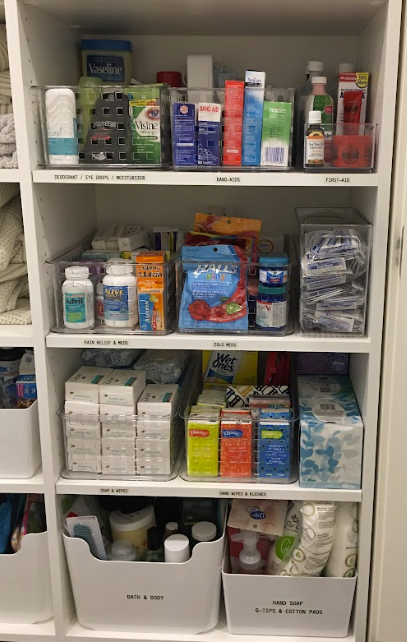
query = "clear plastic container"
xmin=170 ymin=87 xmax=294 ymax=170
xmin=296 ymin=208 xmax=372 ymax=336
xmin=61 ymin=355 xmax=199 ymax=480
xmin=176 ymin=250 xmax=292 ymax=335
xmin=33 ymin=84 xmax=171 ymax=168
xmin=180 ymin=370 xmax=298 ymax=485
xmin=303 ymin=123 xmax=376 ymax=171
xmin=47 ymin=240 xmax=175 ymax=335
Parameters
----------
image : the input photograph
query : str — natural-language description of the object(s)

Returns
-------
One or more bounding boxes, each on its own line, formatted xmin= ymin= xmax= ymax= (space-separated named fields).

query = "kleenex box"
xmin=98 ymin=369 xmax=146 ymax=406
xmin=65 ymin=367 xmax=113 ymax=404
xmin=299 ymin=375 xmax=363 ymax=490
xmin=137 ymin=384 xmax=178 ymax=416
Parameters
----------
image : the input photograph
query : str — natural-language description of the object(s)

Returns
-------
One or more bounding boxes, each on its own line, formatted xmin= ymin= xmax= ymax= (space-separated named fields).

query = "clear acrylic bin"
xmin=61 ymin=355 xmax=199 ymax=480
xmin=296 ymin=208 xmax=372 ymax=336
xmin=303 ymin=123 xmax=375 ymax=172
xmin=181 ymin=370 xmax=298 ymax=484
xmin=33 ymin=84 xmax=171 ymax=168
xmin=176 ymin=249 xmax=292 ymax=335
xmin=47 ymin=241 xmax=175 ymax=335
xmin=171 ymin=87 xmax=294 ymax=170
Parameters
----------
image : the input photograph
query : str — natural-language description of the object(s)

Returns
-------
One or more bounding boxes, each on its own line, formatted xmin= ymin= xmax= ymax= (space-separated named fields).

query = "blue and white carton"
xmin=298 ymin=375 xmax=363 ymax=489
xmin=242 ymin=70 xmax=265 ymax=166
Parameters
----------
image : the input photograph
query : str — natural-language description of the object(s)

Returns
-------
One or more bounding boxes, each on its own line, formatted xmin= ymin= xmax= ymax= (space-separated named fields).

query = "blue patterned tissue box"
xmin=298 ymin=375 xmax=363 ymax=489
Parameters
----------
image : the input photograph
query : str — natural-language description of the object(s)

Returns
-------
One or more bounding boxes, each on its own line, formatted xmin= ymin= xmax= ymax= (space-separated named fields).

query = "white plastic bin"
xmin=0 ymin=532 xmax=52 ymax=623
xmin=63 ymin=521 xmax=225 ymax=633
xmin=222 ymin=554 xmax=356 ymax=637
xmin=0 ymin=401 xmax=41 ymax=478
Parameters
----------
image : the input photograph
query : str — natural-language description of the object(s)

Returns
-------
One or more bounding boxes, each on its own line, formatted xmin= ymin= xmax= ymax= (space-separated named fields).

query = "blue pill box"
xmin=16 ymin=375 xmax=37 ymax=400
xmin=299 ymin=375 xmax=363 ymax=489
xmin=172 ymin=102 xmax=197 ymax=166
xmin=256 ymin=420 xmax=292 ymax=479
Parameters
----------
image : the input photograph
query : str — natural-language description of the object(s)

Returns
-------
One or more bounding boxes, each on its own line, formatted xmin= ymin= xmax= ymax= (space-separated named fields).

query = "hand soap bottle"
xmin=231 ymin=530 xmax=262 ymax=575
xmin=141 ymin=527 xmax=164 ymax=562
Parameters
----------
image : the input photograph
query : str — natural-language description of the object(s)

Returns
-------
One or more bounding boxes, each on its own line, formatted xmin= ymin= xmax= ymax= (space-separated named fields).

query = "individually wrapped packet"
xmin=226 ymin=384 xmax=289 ymax=408
xmin=228 ymin=498 xmax=288 ymax=538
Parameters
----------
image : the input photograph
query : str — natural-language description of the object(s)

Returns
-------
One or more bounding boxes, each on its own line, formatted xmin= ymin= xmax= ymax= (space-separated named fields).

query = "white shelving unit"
xmin=0 ymin=0 xmax=403 ymax=641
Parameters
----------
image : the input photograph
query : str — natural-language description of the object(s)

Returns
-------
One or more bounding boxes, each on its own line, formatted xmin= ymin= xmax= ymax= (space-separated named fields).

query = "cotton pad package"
xmin=179 ymin=245 xmax=249 ymax=331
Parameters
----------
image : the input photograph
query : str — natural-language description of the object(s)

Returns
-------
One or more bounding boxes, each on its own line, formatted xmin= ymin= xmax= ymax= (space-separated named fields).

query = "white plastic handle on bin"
xmin=0 ymin=532 xmax=52 ymax=624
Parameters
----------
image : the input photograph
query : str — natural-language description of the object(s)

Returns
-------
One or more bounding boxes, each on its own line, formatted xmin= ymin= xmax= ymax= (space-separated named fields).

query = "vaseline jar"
xmin=81 ymin=39 xmax=133 ymax=85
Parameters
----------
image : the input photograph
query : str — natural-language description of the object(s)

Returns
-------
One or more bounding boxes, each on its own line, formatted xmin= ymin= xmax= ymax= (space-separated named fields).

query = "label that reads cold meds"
xmin=86 ymin=54 xmax=125 ymax=82
xmin=64 ymin=292 xmax=86 ymax=323
xmin=103 ymin=285 xmax=131 ymax=321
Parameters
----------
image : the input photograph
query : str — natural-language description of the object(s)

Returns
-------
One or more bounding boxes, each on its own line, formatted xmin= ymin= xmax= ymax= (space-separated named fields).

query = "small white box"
xmin=102 ymin=438 xmax=135 ymax=456
xmin=137 ymin=418 xmax=171 ymax=439
xmin=66 ymin=424 xmax=101 ymax=439
xmin=100 ymin=403 xmax=135 ymax=418
xmin=98 ymin=370 xmax=146 ymax=407
xmin=102 ymin=455 xmax=136 ymax=475
xmin=187 ymin=54 xmax=213 ymax=88
xmin=136 ymin=438 xmax=171 ymax=457
xmin=118 ymin=229 xmax=149 ymax=252
xmin=107 ymin=223 xmax=126 ymax=250
xmin=136 ymin=460 xmax=172 ymax=475
xmin=65 ymin=400 xmax=100 ymax=429
xmin=65 ymin=400 xmax=99 ymax=416
xmin=137 ymin=385 xmax=178 ymax=416
xmin=67 ymin=438 xmax=101 ymax=455
xmin=102 ymin=423 xmax=136 ymax=438
xmin=66 ymin=367 xmax=113 ymax=404
xmin=68 ymin=454 xmax=102 ymax=473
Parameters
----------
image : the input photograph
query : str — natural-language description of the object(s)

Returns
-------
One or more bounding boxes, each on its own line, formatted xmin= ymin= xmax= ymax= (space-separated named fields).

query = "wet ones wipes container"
xmin=82 ymin=40 xmax=133 ymax=85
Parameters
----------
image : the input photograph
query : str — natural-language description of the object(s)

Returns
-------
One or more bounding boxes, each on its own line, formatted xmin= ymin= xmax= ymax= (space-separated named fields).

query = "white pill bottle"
xmin=62 ymin=266 xmax=95 ymax=329
xmin=103 ymin=261 xmax=138 ymax=328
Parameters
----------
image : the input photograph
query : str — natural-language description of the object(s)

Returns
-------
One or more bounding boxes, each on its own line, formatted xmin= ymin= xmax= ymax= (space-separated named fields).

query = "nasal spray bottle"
xmin=231 ymin=531 xmax=262 ymax=574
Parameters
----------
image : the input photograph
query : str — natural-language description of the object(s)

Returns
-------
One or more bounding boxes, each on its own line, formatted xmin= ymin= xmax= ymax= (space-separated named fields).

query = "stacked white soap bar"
xmin=65 ymin=366 xmax=113 ymax=473
xmin=99 ymin=369 xmax=146 ymax=475
xmin=136 ymin=384 xmax=179 ymax=474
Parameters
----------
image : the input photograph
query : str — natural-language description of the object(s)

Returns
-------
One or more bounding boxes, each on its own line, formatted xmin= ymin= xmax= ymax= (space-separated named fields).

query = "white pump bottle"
xmin=231 ymin=531 xmax=262 ymax=575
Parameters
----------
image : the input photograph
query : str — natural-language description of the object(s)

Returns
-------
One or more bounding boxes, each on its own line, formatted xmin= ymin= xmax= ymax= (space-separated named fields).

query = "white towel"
xmin=0 ymin=275 xmax=27 ymax=313
xmin=0 ymin=298 xmax=31 ymax=324
xmin=0 ymin=103 xmax=12 ymax=115
xmin=0 ymin=196 xmax=23 ymax=271
xmin=0 ymin=70 xmax=12 ymax=99
xmin=0 ymin=26 xmax=9 ymax=73
xmin=10 ymin=233 xmax=25 ymax=264
xmin=0 ymin=183 xmax=19 ymax=208
xmin=0 ymin=151 xmax=17 ymax=167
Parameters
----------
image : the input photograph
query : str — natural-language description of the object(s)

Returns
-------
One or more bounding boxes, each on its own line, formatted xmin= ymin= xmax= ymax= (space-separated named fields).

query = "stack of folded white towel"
xmin=0 ymin=24 xmax=17 ymax=168
xmin=0 ymin=184 xmax=30 ymax=324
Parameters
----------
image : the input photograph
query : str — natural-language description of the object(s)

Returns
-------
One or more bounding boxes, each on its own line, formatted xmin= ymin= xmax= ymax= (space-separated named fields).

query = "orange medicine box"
xmin=136 ymin=251 xmax=166 ymax=331
xmin=223 ymin=80 xmax=245 ymax=166
xmin=220 ymin=414 xmax=253 ymax=477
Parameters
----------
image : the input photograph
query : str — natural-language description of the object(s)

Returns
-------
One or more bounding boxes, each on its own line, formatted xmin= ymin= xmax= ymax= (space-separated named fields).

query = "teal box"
xmin=299 ymin=375 xmax=363 ymax=489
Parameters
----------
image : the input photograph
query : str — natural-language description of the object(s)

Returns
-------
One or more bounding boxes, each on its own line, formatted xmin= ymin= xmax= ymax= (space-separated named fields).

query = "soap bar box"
xmin=137 ymin=384 xmax=178 ymax=416
xmin=98 ymin=369 xmax=146 ymax=406
xmin=65 ymin=367 xmax=113 ymax=404
xmin=298 ymin=375 xmax=363 ymax=489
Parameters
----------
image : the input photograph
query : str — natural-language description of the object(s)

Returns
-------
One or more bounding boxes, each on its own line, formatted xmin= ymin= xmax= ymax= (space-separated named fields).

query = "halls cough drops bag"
xmin=179 ymin=245 xmax=248 ymax=331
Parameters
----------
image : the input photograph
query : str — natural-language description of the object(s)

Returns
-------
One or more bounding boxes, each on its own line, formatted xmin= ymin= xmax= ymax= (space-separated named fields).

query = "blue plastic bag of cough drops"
xmin=179 ymin=245 xmax=248 ymax=331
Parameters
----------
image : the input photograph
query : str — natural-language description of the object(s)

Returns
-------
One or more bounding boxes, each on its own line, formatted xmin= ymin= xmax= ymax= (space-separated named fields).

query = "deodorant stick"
xmin=45 ymin=87 xmax=78 ymax=165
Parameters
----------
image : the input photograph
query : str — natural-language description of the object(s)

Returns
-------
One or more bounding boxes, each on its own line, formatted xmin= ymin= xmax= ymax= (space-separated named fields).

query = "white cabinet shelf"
xmin=0 ymin=620 xmax=55 ymax=642
xmin=46 ymin=331 xmax=371 ymax=353
xmin=66 ymin=616 xmax=354 ymax=642
xmin=56 ymin=473 xmax=362 ymax=503
xmin=32 ymin=169 xmax=378 ymax=187
xmin=0 ymin=324 xmax=33 ymax=346
xmin=0 ymin=466 xmax=44 ymax=492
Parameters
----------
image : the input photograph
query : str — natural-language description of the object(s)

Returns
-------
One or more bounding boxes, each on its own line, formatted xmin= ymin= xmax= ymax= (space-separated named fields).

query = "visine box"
xmin=223 ymin=80 xmax=245 ymax=166
xmin=172 ymin=102 xmax=197 ymax=166
xmin=197 ymin=102 xmax=222 ymax=166
xmin=98 ymin=369 xmax=146 ymax=406
xmin=65 ymin=367 xmax=113 ymax=404
xmin=137 ymin=385 xmax=178 ymax=416
xmin=299 ymin=375 xmax=363 ymax=489
xmin=242 ymin=70 xmax=266 ymax=166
